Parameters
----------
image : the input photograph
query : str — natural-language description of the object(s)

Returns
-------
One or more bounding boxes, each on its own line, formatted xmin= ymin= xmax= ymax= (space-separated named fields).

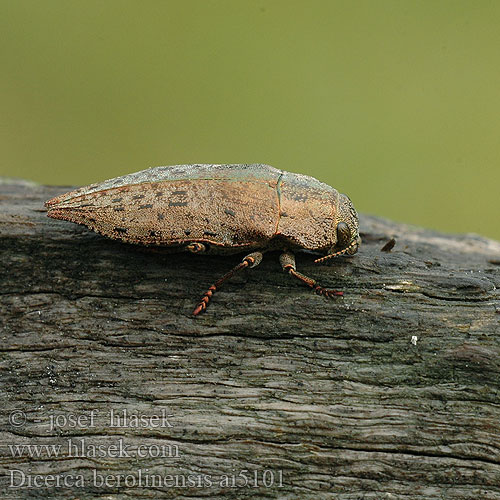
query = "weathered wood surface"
xmin=1 ymin=178 xmax=500 ymax=499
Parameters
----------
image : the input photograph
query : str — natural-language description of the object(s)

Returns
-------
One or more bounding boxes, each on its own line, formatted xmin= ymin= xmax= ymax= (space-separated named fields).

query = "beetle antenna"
xmin=314 ymin=240 xmax=356 ymax=264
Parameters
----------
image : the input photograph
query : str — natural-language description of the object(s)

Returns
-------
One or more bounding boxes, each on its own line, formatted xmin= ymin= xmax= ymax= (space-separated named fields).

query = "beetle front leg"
xmin=192 ymin=251 xmax=264 ymax=316
xmin=279 ymin=251 xmax=343 ymax=298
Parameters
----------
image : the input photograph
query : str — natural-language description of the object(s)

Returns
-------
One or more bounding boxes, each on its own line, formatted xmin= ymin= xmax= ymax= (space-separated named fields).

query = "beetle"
xmin=45 ymin=164 xmax=360 ymax=315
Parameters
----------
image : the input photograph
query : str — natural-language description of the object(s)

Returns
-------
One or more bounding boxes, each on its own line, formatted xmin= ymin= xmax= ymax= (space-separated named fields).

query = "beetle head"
xmin=315 ymin=194 xmax=360 ymax=264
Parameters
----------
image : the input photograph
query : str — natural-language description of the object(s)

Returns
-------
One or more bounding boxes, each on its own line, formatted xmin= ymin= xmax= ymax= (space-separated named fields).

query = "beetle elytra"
xmin=45 ymin=164 xmax=360 ymax=315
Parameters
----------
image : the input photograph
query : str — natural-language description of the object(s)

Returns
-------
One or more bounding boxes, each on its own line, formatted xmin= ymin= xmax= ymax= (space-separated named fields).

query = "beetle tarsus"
xmin=192 ymin=252 xmax=264 ymax=316
xmin=280 ymin=251 xmax=343 ymax=299
xmin=192 ymin=286 xmax=216 ymax=316
xmin=313 ymin=284 xmax=343 ymax=298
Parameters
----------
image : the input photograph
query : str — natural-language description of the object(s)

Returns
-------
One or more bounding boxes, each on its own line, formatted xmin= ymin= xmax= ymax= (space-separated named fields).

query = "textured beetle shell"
xmin=45 ymin=164 xmax=352 ymax=255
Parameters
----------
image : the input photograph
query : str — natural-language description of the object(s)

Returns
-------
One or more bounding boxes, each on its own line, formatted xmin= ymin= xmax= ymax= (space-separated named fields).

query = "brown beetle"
xmin=45 ymin=164 xmax=360 ymax=315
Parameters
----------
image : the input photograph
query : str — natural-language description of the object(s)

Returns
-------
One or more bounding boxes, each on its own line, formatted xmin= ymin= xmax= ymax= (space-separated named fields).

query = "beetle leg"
xmin=186 ymin=242 xmax=207 ymax=253
xmin=279 ymin=251 xmax=343 ymax=298
xmin=192 ymin=251 xmax=264 ymax=316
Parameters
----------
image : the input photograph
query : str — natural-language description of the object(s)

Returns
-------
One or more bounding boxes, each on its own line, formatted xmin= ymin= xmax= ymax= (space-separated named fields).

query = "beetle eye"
xmin=336 ymin=222 xmax=351 ymax=248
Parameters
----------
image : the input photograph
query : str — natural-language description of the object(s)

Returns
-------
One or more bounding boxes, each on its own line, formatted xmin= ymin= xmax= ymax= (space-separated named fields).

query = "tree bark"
xmin=1 ymin=179 xmax=500 ymax=499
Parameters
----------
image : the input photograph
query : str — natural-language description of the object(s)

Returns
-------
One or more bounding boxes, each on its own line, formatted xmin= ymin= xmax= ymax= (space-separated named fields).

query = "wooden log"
xmin=1 ymin=178 xmax=500 ymax=499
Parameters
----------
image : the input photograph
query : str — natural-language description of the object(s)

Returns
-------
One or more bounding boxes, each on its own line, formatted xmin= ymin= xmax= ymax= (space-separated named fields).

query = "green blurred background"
xmin=1 ymin=0 xmax=499 ymax=241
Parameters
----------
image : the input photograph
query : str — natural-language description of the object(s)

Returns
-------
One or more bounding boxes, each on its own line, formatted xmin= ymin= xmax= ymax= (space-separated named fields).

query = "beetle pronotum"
xmin=45 ymin=164 xmax=360 ymax=315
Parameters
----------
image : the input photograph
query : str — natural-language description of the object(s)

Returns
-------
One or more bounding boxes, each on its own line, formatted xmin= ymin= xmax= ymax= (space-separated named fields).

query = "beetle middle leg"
xmin=192 ymin=251 xmax=263 ymax=316
xmin=185 ymin=242 xmax=207 ymax=253
xmin=279 ymin=251 xmax=343 ymax=298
